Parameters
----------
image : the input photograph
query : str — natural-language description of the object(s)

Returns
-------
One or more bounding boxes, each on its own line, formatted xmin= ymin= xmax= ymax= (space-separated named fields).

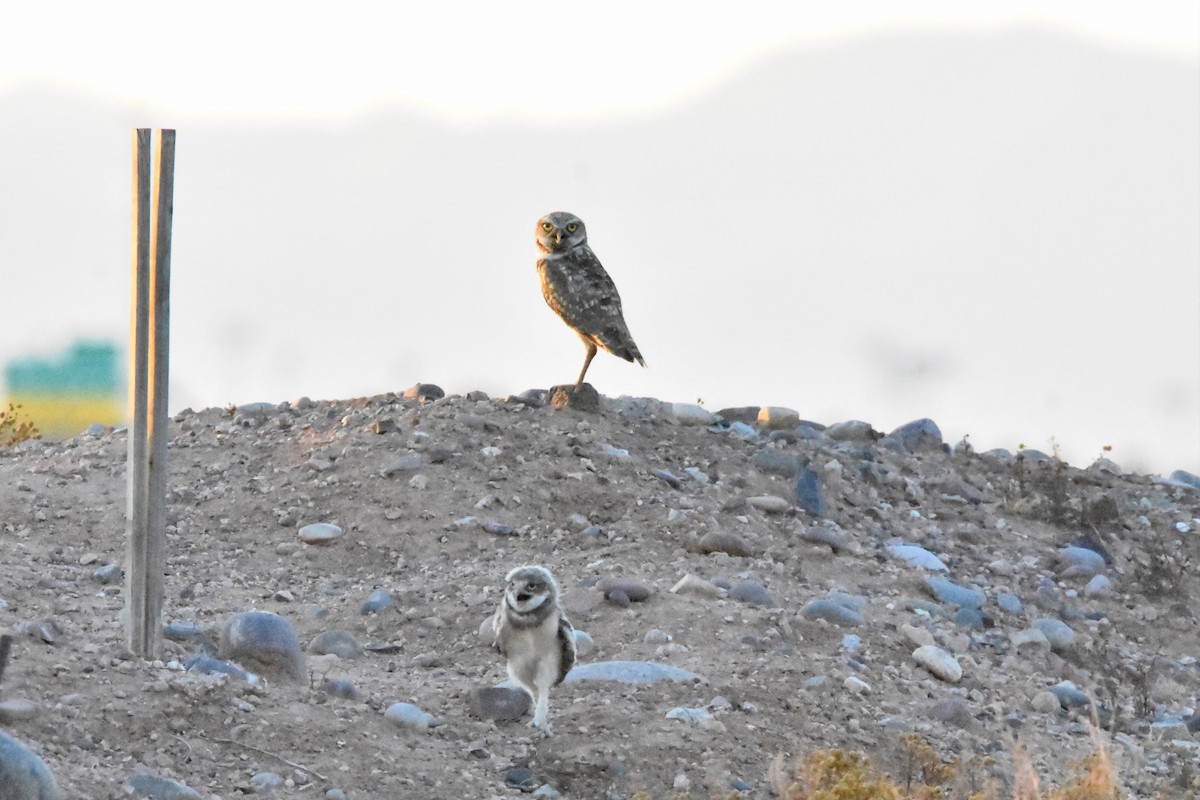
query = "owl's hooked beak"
xmin=553 ymin=231 xmax=563 ymax=244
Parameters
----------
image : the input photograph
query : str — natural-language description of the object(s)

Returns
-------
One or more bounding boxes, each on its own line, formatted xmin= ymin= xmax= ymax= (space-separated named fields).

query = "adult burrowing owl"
xmin=491 ymin=565 xmax=576 ymax=733
xmin=536 ymin=211 xmax=646 ymax=386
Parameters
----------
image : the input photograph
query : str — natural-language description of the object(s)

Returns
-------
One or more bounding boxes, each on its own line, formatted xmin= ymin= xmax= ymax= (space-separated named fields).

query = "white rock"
xmin=297 ymin=522 xmax=342 ymax=545
xmin=670 ymin=574 xmax=725 ymax=598
xmin=746 ymin=495 xmax=791 ymax=514
xmin=843 ymin=676 xmax=872 ymax=694
xmin=670 ymin=403 xmax=715 ymax=426
xmin=901 ymin=623 xmax=936 ymax=648
xmin=912 ymin=645 xmax=963 ymax=683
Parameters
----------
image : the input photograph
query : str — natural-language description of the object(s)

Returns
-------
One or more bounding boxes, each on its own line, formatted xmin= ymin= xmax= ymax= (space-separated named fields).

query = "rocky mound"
xmin=0 ymin=388 xmax=1197 ymax=799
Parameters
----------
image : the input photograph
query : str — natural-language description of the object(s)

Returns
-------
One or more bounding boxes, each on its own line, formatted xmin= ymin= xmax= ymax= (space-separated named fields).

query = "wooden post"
xmin=126 ymin=129 xmax=175 ymax=658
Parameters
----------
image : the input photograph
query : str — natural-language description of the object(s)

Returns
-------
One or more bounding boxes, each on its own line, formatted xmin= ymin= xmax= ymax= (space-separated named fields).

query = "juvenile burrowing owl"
xmin=536 ymin=211 xmax=646 ymax=386
xmin=491 ymin=565 xmax=576 ymax=733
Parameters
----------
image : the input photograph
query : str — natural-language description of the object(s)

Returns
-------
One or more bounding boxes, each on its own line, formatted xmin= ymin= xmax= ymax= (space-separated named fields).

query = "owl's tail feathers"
xmin=616 ymin=341 xmax=646 ymax=368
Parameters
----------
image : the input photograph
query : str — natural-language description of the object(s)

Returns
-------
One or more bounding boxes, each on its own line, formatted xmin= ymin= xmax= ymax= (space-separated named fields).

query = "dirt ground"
xmin=1 ymin=389 xmax=1197 ymax=799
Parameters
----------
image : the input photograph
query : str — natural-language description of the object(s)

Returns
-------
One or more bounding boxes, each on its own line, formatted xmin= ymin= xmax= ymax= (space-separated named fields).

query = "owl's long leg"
xmin=530 ymin=684 xmax=552 ymax=733
xmin=575 ymin=341 xmax=598 ymax=386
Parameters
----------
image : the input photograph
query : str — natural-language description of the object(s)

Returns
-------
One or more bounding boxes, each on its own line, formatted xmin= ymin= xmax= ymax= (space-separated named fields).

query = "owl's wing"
xmin=490 ymin=603 xmax=506 ymax=656
xmin=540 ymin=248 xmax=641 ymax=361
xmin=554 ymin=613 xmax=577 ymax=686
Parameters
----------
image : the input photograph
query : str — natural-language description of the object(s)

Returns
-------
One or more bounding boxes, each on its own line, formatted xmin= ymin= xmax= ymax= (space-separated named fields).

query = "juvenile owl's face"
xmin=536 ymin=212 xmax=587 ymax=254
xmin=505 ymin=565 xmax=558 ymax=613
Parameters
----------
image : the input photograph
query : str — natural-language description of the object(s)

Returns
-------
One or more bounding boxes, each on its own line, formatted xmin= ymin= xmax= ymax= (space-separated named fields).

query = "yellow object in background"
xmin=3 ymin=341 xmax=123 ymax=440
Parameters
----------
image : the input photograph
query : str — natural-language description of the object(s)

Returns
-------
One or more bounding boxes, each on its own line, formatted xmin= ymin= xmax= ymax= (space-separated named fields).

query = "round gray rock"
xmin=307 ymin=630 xmax=363 ymax=659
xmin=221 ymin=610 xmax=306 ymax=680
xmin=0 ymin=730 xmax=59 ymax=800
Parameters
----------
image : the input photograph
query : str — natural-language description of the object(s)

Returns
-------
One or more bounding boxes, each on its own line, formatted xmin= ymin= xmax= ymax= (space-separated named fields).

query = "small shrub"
xmin=0 ymin=402 xmax=41 ymax=447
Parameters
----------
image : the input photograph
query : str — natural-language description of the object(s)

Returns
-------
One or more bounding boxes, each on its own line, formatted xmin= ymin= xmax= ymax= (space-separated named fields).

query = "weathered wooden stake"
xmin=126 ymin=128 xmax=175 ymax=658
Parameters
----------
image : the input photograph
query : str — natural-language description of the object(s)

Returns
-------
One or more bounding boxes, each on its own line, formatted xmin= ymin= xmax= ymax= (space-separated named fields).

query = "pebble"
xmin=123 ymin=768 xmax=200 ymax=799
xmin=469 ymin=687 xmax=530 ymax=721
xmin=220 ymin=610 xmax=306 ymax=681
xmin=184 ymin=654 xmax=259 ymax=684
xmin=1166 ymin=469 xmax=1200 ymax=489
xmin=92 ymin=563 xmax=123 ymax=585
xmin=381 ymin=454 xmax=421 ymax=476
xmin=698 ymin=531 xmax=753 ymax=557
xmin=800 ymin=599 xmax=863 ymax=627
xmin=361 ymin=588 xmax=393 ymax=614
xmin=596 ymin=577 xmax=652 ymax=603
xmin=793 ymin=469 xmax=826 ymax=516
xmin=1083 ymin=574 xmax=1113 ymax=596
xmin=563 ymin=660 xmax=702 ymax=685
xmin=729 ymin=581 xmax=776 ymax=607
xmin=926 ymin=577 xmax=985 ymax=609
xmin=571 ymin=629 xmax=594 ymax=657
xmin=298 ymin=522 xmax=342 ymax=545
xmin=1033 ymin=618 xmax=1075 ymax=651
xmin=1046 ymin=681 xmax=1091 ymax=709
xmin=1031 ymin=690 xmax=1064 ymax=713
xmin=250 ymin=772 xmax=285 ymax=791
xmin=670 ymin=574 xmax=725 ymax=599
xmin=885 ymin=418 xmax=944 ymax=452
xmin=799 ymin=524 xmax=847 ymax=553
xmin=655 ymin=469 xmax=682 ymax=489
xmin=825 ymin=420 xmax=878 ymax=442
xmin=912 ymin=645 xmax=963 ymax=683
xmin=1010 ymin=628 xmax=1051 ymax=651
xmin=307 ymin=630 xmax=363 ymax=659
xmin=665 ymin=707 xmax=714 ymax=722
xmin=716 ymin=406 xmax=761 ymax=425
xmin=0 ymin=699 xmax=40 ymax=724
xmin=746 ymin=495 xmax=791 ymax=514
xmin=402 ymin=383 xmax=444 ymax=403
xmin=549 ymin=383 xmax=599 ymax=411
xmin=505 ymin=767 xmax=538 ymax=790
xmin=887 ymin=544 xmax=949 ymax=572
xmin=996 ymin=592 xmax=1023 ymax=614
xmin=901 ymin=623 xmax=936 ymax=648
xmin=952 ymin=607 xmax=987 ymax=629
xmin=752 ymin=451 xmax=800 ymax=477
xmin=384 ymin=702 xmax=436 ymax=731
xmin=1057 ymin=546 xmax=1106 ymax=578
xmin=670 ymin=403 xmax=715 ymax=426
xmin=757 ymin=406 xmax=800 ymax=430
xmin=844 ymin=676 xmax=872 ymax=694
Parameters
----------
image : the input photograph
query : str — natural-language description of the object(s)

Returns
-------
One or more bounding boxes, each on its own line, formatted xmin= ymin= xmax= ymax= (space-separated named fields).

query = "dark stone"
xmin=698 ymin=531 xmax=754 ymax=557
xmin=715 ymin=406 xmax=761 ymax=425
xmin=1068 ymin=533 xmax=1114 ymax=565
xmin=886 ymin=417 xmax=945 ymax=453
xmin=307 ymin=630 xmax=364 ymax=659
xmin=123 ymin=769 xmax=200 ymax=799
xmin=361 ymin=588 xmax=393 ymax=615
xmin=184 ymin=654 xmax=257 ymax=683
xmin=548 ymin=383 xmax=600 ymax=412
xmin=402 ymin=383 xmax=444 ymax=403
xmin=596 ymin=577 xmax=652 ymax=602
xmin=93 ymin=563 xmax=123 ymax=585
xmin=794 ymin=468 xmax=826 ymax=516
xmin=655 ymin=469 xmax=682 ymax=489
xmin=219 ymin=610 xmax=306 ymax=681
xmin=505 ymin=767 xmax=538 ymax=790
xmin=469 ymin=687 xmax=531 ymax=721
xmin=0 ymin=730 xmax=60 ymax=800
xmin=369 ymin=418 xmax=398 ymax=434
xmin=730 ymin=581 xmax=777 ymax=607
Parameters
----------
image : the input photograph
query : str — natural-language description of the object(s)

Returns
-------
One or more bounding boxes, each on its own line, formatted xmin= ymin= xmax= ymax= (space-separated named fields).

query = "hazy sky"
xmin=1 ymin=2 xmax=1197 ymax=474
xmin=4 ymin=1 xmax=1197 ymax=122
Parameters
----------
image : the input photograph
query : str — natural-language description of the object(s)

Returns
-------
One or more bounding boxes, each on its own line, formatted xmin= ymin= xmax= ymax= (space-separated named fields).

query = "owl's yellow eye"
xmin=566 ymin=223 xmax=578 ymax=233
xmin=541 ymin=222 xmax=553 ymax=233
